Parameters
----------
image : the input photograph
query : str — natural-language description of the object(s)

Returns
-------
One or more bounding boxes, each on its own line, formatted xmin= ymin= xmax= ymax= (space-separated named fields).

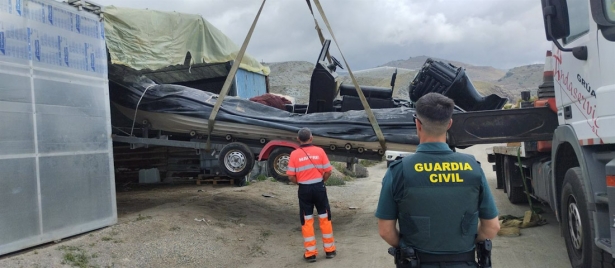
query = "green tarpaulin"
xmin=103 ymin=6 xmax=270 ymax=75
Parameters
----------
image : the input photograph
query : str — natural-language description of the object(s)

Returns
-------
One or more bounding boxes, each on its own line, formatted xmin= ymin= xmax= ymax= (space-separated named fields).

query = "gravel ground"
xmin=0 ymin=162 xmax=389 ymax=268
xmin=0 ymin=145 xmax=571 ymax=268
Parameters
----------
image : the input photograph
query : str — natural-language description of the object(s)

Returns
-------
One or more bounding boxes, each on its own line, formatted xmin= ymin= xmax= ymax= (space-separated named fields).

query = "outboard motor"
xmin=408 ymin=59 xmax=508 ymax=111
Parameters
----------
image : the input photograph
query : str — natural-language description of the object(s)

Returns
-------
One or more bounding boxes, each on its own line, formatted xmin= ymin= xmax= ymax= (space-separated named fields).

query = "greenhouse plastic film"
xmin=0 ymin=0 xmax=116 ymax=256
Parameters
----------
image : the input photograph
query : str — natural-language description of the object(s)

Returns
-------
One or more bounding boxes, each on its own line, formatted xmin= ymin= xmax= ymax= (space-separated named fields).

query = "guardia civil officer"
xmin=375 ymin=93 xmax=500 ymax=267
xmin=287 ymin=128 xmax=337 ymax=263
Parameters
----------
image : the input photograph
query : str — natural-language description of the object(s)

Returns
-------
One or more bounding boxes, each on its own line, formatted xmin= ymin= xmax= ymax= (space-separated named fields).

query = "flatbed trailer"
xmin=111 ymin=129 xmax=384 ymax=185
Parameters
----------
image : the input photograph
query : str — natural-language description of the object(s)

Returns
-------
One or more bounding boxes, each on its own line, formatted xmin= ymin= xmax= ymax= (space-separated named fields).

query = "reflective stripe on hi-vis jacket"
xmin=287 ymin=145 xmax=333 ymax=184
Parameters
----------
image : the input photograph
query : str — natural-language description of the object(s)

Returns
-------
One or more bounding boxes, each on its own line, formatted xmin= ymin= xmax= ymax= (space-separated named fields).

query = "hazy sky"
xmin=95 ymin=0 xmax=552 ymax=70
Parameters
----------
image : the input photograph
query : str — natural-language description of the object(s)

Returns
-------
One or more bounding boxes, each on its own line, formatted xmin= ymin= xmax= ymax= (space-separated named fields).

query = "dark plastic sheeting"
xmin=108 ymin=66 xmax=420 ymax=145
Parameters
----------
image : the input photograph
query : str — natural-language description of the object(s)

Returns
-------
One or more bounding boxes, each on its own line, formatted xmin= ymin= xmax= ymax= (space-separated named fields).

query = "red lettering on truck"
xmin=553 ymin=50 xmax=600 ymax=137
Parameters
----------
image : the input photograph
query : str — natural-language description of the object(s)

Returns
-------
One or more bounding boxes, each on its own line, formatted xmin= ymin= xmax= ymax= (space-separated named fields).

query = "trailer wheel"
xmin=219 ymin=142 xmax=254 ymax=178
xmin=504 ymin=156 xmax=527 ymax=204
xmin=561 ymin=167 xmax=614 ymax=268
xmin=268 ymin=147 xmax=293 ymax=182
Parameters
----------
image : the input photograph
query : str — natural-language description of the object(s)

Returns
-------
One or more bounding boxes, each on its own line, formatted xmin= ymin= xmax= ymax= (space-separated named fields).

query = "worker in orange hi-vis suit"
xmin=286 ymin=127 xmax=337 ymax=263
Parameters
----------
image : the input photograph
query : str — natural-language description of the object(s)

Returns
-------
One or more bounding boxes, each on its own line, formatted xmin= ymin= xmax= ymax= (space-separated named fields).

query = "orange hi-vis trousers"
xmin=302 ymin=212 xmax=336 ymax=257
xmin=299 ymin=182 xmax=336 ymax=257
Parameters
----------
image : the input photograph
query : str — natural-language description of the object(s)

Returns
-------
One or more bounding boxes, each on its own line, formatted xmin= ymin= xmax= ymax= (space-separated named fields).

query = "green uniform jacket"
xmin=375 ymin=142 xmax=498 ymax=254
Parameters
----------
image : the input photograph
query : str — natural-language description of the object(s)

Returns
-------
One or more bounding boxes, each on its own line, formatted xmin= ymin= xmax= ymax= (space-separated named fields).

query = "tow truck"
xmin=481 ymin=0 xmax=615 ymax=266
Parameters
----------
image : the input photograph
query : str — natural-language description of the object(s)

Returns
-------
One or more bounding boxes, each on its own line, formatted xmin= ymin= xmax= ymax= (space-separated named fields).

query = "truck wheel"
xmin=504 ymin=156 xmax=527 ymax=204
xmin=268 ymin=147 xmax=293 ymax=182
xmin=219 ymin=142 xmax=255 ymax=178
xmin=561 ymin=167 xmax=615 ymax=268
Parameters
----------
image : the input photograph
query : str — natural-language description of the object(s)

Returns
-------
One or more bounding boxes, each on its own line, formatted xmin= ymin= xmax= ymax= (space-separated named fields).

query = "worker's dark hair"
xmin=415 ymin=93 xmax=455 ymax=135
xmin=298 ymin=127 xmax=312 ymax=142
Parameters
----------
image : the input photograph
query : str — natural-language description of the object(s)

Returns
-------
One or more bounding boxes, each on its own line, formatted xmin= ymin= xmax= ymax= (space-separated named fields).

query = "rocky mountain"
xmin=496 ymin=64 xmax=545 ymax=96
xmin=264 ymin=56 xmax=546 ymax=106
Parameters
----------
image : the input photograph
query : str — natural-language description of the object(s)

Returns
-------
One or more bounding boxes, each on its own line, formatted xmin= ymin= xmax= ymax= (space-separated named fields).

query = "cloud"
xmin=95 ymin=0 xmax=552 ymax=70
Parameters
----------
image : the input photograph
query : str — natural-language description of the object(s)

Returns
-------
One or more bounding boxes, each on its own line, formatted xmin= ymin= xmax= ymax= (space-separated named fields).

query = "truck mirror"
xmin=541 ymin=0 xmax=570 ymax=41
xmin=590 ymin=0 xmax=615 ymax=42
xmin=541 ymin=0 xmax=580 ymax=54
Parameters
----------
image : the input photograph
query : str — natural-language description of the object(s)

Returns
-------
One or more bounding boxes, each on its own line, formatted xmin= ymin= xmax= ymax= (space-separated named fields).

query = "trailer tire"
xmin=504 ymin=156 xmax=527 ymax=204
xmin=219 ymin=142 xmax=254 ymax=178
xmin=268 ymin=147 xmax=294 ymax=182
xmin=561 ymin=167 xmax=615 ymax=268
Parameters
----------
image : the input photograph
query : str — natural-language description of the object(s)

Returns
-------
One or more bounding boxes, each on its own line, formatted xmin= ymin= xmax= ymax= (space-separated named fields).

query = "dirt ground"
xmin=0 ymin=144 xmax=570 ymax=268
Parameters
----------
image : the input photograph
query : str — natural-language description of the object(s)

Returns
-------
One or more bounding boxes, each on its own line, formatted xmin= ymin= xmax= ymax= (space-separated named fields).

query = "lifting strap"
xmin=205 ymin=0 xmax=267 ymax=150
xmin=312 ymin=0 xmax=387 ymax=152
xmin=517 ymin=147 xmax=538 ymax=215
xmin=305 ymin=0 xmax=331 ymax=64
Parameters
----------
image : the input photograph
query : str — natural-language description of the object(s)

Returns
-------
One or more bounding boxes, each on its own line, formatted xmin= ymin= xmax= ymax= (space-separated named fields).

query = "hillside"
xmin=265 ymin=57 xmax=546 ymax=106
xmin=265 ymin=63 xmax=416 ymax=104
xmin=496 ymin=64 xmax=545 ymax=96
xmin=381 ymin=56 xmax=507 ymax=82
xmin=265 ymin=61 xmax=313 ymax=104
xmin=338 ymin=67 xmax=416 ymax=100
xmin=380 ymin=57 xmax=545 ymax=102
xmin=473 ymin=81 xmax=516 ymax=102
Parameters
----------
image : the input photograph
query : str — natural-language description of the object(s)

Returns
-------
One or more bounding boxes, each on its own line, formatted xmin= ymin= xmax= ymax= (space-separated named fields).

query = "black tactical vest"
xmin=389 ymin=151 xmax=484 ymax=254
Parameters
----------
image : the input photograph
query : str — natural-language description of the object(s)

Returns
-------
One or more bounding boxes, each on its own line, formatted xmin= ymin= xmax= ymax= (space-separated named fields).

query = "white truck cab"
xmin=483 ymin=1 xmax=615 ymax=267
xmin=549 ymin=0 xmax=615 ymax=144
